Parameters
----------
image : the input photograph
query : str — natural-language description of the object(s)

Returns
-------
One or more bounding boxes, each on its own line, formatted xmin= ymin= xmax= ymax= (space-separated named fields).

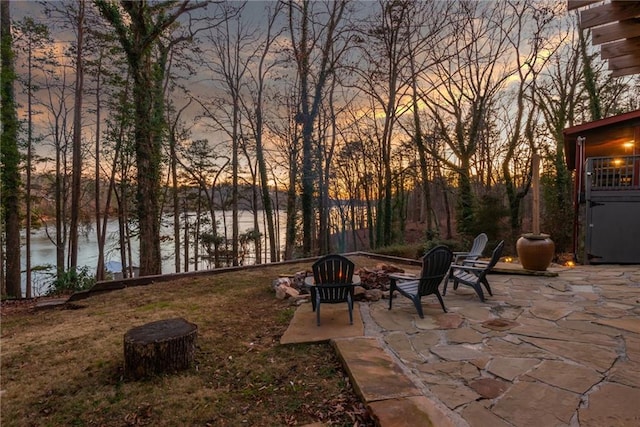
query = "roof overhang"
xmin=569 ymin=1 xmax=640 ymax=77
xmin=563 ymin=109 xmax=640 ymax=169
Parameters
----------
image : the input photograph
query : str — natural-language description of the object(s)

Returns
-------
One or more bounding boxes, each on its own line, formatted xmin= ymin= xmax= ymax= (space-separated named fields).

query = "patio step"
xmin=332 ymin=337 xmax=458 ymax=427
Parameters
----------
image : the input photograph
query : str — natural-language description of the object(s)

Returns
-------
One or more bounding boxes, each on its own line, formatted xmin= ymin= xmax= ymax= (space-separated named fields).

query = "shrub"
xmin=423 ymin=238 xmax=468 ymax=254
xmin=374 ymin=238 xmax=470 ymax=260
xmin=47 ymin=266 xmax=95 ymax=296
xmin=373 ymin=243 xmax=426 ymax=260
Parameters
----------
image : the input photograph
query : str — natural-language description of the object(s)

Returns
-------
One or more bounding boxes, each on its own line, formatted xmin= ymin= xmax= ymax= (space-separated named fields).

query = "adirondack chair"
xmin=388 ymin=245 xmax=453 ymax=318
xmin=452 ymin=233 xmax=488 ymax=264
xmin=445 ymin=240 xmax=504 ymax=302
xmin=311 ymin=254 xmax=356 ymax=326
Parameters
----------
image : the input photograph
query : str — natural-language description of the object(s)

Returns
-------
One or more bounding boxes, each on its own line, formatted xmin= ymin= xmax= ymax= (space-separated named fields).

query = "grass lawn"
xmin=1 ymin=257 xmax=384 ymax=426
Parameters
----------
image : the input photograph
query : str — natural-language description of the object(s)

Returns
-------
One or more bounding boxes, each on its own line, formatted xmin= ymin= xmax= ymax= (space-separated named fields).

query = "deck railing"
xmin=587 ymin=155 xmax=640 ymax=190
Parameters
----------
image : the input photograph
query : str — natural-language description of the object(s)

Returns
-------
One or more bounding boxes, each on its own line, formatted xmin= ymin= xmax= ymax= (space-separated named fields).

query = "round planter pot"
xmin=516 ymin=233 xmax=555 ymax=271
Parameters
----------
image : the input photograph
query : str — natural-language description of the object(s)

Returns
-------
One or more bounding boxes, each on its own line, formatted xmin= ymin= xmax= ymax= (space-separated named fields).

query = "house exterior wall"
xmin=582 ymin=155 xmax=640 ymax=264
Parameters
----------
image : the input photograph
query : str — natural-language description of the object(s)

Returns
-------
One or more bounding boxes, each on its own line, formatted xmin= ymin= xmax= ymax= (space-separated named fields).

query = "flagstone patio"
xmin=285 ymin=264 xmax=640 ymax=426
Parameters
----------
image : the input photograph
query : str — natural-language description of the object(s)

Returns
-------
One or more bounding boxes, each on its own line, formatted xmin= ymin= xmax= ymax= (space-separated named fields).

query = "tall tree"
xmin=69 ymin=0 xmax=86 ymax=273
xmin=499 ymin=1 xmax=556 ymax=237
xmin=241 ymin=1 xmax=284 ymax=263
xmin=198 ymin=2 xmax=250 ymax=266
xmin=84 ymin=13 xmax=121 ymax=281
xmin=1 ymin=0 xmax=21 ymax=298
xmin=270 ymin=90 xmax=302 ymax=259
xmin=424 ymin=2 xmax=519 ymax=236
xmin=403 ymin=1 xmax=451 ymax=236
xmin=357 ymin=0 xmax=450 ymax=246
xmin=89 ymin=41 xmax=110 ymax=281
xmin=578 ymin=27 xmax=601 ymax=121
xmin=360 ymin=0 xmax=413 ymax=247
xmin=176 ymin=139 xmax=230 ymax=268
xmin=95 ymin=0 xmax=207 ymax=275
xmin=288 ymin=0 xmax=349 ymax=256
xmin=537 ymin=15 xmax=584 ymax=253
xmin=14 ymin=17 xmax=51 ymax=297
xmin=166 ymin=99 xmax=191 ymax=272
xmin=37 ymin=43 xmax=73 ymax=281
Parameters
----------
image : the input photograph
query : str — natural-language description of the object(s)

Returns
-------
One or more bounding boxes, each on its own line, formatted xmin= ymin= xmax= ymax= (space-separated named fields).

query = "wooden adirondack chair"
xmin=446 ymin=240 xmax=504 ymax=302
xmin=388 ymin=245 xmax=453 ymax=318
xmin=311 ymin=254 xmax=356 ymax=326
xmin=452 ymin=233 xmax=488 ymax=264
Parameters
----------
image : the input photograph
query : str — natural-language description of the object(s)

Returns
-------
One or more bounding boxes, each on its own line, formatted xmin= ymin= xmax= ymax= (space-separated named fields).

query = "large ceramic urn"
xmin=517 ymin=154 xmax=555 ymax=271
xmin=516 ymin=233 xmax=555 ymax=271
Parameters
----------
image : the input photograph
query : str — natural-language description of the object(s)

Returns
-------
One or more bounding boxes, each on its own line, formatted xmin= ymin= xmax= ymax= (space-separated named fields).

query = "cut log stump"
xmin=124 ymin=317 xmax=197 ymax=380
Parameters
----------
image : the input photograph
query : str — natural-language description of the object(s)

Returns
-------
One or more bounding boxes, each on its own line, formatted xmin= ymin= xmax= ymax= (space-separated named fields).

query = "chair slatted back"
xmin=316 ymin=284 xmax=351 ymax=301
xmin=485 ymin=240 xmax=504 ymax=271
xmin=312 ymin=254 xmax=355 ymax=302
xmin=313 ymin=254 xmax=354 ymax=284
xmin=418 ymin=246 xmax=453 ymax=296
xmin=468 ymin=233 xmax=488 ymax=260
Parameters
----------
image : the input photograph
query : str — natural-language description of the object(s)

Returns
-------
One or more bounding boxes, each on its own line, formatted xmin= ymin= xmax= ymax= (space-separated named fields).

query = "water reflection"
xmin=20 ymin=210 xmax=286 ymax=296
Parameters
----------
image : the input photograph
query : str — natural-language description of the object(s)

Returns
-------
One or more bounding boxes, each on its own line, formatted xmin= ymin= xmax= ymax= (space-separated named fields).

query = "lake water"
xmin=20 ymin=210 xmax=287 ymax=296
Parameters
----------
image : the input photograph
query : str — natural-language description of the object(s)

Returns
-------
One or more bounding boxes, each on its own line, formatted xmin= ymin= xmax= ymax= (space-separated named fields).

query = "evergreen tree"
xmin=95 ymin=0 xmax=207 ymax=275
xmin=1 ymin=0 xmax=22 ymax=297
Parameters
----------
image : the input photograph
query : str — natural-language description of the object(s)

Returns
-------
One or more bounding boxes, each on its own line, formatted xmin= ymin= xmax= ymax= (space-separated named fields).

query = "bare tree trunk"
xmin=435 ymin=166 xmax=452 ymax=240
xmin=115 ymin=186 xmax=128 ymax=278
xmin=69 ymin=0 xmax=85 ymax=271
xmin=251 ymin=173 xmax=262 ymax=264
xmin=99 ymin=81 xmax=129 ymax=280
xmin=251 ymin=4 xmax=282 ymax=262
xmin=289 ymin=0 xmax=347 ymax=256
xmin=285 ymin=137 xmax=298 ymax=259
xmin=171 ymin=133 xmax=181 ymax=273
xmin=194 ymin=192 xmax=202 ymax=271
xmin=231 ymin=98 xmax=239 ymax=266
xmin=166 ymin=100 xmax=191 ymax=273
xmin=272 ymin=172 xmax=282 ymax=260
xmin=25 ymin=29 xmax=34 ymax=297
xmin=55 ymin=120 xmax=64 ymax=278
xmin=318 ymin=109 xmax=329 ymax=255
xmin=409 ymin=55 xmax=432 ymax=233
xmin=183 ymin=197 xmax=190 ymax=272
xmin=319 ymin=83 xmax=339 ymax=254
xmin=94 ymin=50 xmax=104 ymax=280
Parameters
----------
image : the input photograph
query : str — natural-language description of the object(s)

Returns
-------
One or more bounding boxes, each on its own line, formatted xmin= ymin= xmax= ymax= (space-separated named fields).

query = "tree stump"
xmin=124 ymin=317 xmax=197 ymax=380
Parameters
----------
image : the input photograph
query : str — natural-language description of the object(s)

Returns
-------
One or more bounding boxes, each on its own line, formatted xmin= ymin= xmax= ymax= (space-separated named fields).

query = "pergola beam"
xmin=568 ymin=0 xmax=601 ymax=12
xmin=608 ymin=52 xmax=640 ymax=69
xmin=571 ymin=1 xmax=640 ymax=77
xmin=580 ymin=2 xmax=640 ymax=29
xmin=611 ymin=64 xmax=640 ymax=77
xmin=592 ymin=19 xmax=640 ymax=45
xmin=601 ymin=36 xmax=640 ymax=59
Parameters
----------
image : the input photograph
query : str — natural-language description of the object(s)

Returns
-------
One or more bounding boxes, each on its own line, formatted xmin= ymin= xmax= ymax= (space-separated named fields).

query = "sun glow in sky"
xmin=8 ymin=0 xmax=634 ymax=188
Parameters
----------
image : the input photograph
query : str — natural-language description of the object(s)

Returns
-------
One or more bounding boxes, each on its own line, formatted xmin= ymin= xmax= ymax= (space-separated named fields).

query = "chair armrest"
xmin=450 ymin=264 xmax=486 ymax=272
xmin=462 ymin=260 xmax=489 ymax=267
xmin=388 ymin=273 xmax=417 ymax=281
xmin=453 ymin=252 xmax=476 ymax=263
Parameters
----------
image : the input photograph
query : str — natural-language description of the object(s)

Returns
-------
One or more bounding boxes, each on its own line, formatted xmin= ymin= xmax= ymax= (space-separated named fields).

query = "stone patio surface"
xmin=283 ymin=264 xmax=640 ymax=426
